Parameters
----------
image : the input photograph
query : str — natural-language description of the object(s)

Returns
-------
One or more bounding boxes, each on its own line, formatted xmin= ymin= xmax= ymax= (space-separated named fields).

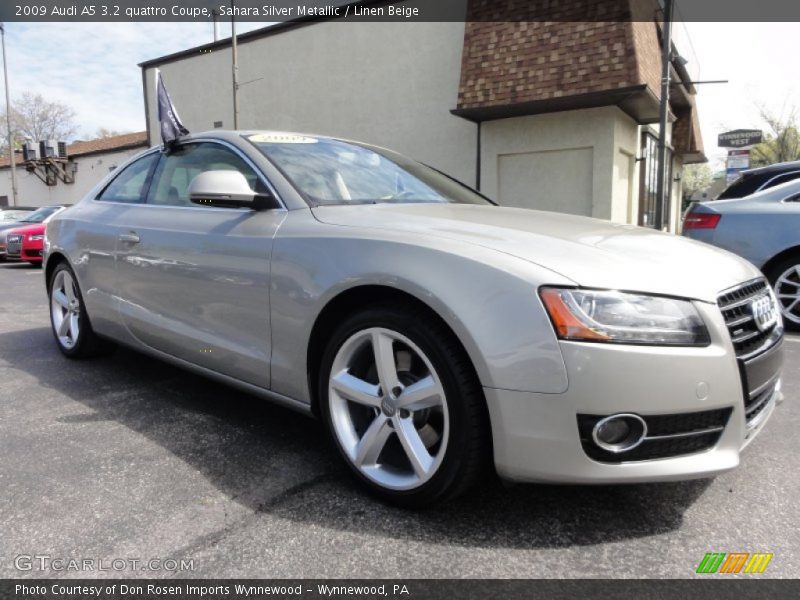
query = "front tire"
xmin=318 ymin=304 xmax=491 ymax=507
xmin=766 ymin=255 xmax=800 ymax=331
xmin=48 ymin=262 xmax=114 ymax=358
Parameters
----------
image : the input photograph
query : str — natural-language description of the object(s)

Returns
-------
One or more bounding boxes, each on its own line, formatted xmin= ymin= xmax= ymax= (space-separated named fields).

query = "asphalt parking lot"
xmin=0 ymin=261 xmax=798 ymax=579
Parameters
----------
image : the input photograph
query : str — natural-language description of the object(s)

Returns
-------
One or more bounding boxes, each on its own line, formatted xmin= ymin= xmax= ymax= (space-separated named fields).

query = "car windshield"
xmin=247 ymin=133 xmax=492 ymax=207
xmin=20 ymin=206 xmax=59 ymax=223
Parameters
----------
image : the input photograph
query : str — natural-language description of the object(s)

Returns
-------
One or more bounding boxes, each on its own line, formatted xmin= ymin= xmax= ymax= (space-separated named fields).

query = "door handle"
xmin=118 ymin=232 xmax=140 ymax=244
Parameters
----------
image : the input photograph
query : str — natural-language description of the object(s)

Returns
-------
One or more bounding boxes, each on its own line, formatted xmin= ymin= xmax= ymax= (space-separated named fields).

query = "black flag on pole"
xmin=156 ymin=70 xmax=189 ymax=148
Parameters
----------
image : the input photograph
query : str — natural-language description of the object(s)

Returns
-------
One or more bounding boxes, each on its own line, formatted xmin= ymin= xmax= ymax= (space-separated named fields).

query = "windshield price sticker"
xmin=249 ymin=133 xmax=319 ymax=144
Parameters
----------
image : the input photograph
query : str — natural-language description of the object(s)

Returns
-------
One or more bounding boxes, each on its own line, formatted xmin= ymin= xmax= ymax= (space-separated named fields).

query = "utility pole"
xmin=231 ymin=1 xmax=239 ymax=129
xmin=654 ymin=0 xmax=673 ymax=231
xmin=0 ymin=23 xmax=18 ymax=207
xmin=212 ymin=9 xmax=220 ymax=42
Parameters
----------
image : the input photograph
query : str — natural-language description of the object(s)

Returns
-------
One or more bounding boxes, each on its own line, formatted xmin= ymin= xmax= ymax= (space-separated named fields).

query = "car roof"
xmin=713 ymin=176 xmax=800 ymax=206
xmin=751 ymin=176 xmax=800 ymax=196
xmin=740 ymin=159 xmax=800 ymax=177
xmin=165 ymin=130 xmax=354 ymax=147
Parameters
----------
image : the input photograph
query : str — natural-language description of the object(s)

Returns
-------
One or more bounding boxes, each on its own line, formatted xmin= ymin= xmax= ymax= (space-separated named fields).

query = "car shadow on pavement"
xmin=0 ymin=326 xmax=713 ymax=550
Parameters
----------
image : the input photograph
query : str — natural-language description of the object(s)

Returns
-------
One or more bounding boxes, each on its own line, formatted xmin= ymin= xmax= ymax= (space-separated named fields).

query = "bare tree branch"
xmin=0 ymin=92 xmax=77 ymax=152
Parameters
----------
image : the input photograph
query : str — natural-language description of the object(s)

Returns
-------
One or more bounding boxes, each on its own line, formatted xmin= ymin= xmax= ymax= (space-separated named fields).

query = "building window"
xmin=638 ymin=132 xmax=672 ymax=229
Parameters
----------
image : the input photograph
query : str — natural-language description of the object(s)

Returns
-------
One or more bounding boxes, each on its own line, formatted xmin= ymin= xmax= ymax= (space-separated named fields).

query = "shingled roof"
xmin=0 ymin=131 xmax=148 ymax=169
xmin=452 ymin=0 xmax=705 ymax=162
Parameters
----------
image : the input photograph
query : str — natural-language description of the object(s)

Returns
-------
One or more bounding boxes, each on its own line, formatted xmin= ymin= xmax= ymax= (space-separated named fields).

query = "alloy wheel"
xmin=774 ymin=264 xmax=800 ymax=326
xmin=50 ymin=269 xmax=81 ymax=349
xmin=328 ymin=327 xmax=449 ymax=491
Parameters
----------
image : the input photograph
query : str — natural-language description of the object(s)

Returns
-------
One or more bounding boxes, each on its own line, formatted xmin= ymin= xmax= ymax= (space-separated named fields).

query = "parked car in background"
xmin=0 ymin=208 xmax=33 ymax=223
xmin=44 ymin=131 xmax=783 ymax=506
xmin=683 ymin=179 xmax=800 ymax=330
xmin=7 ymin=223 xmax=48 ymax=265
xmin=3 ymin=206 xmax=70 ymax=264
xmin=0 ymin=208 xmax=38 ymax=261
xmin=716 ymin=160 xmax=800 ymax=200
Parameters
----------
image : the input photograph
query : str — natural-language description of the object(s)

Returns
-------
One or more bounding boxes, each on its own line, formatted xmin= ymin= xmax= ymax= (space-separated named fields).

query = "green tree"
xmin=750 ymin=105 xmax=800 ymax=167
xmin=682 ymin=163 xmax=714 ymax=203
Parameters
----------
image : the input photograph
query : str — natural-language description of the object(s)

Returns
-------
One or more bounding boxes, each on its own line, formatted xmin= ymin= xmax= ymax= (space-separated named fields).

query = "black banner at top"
xmin=2 ymin=0 xmax=800 ymax=22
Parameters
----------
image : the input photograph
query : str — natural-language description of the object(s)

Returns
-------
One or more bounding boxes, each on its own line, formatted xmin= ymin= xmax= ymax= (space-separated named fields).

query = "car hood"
xmin=6 ymin=223 xmax=45 ymax=236
xmin=0 ymin=221 xmax=33 ymax=233
xmin=312 ymin=203 xmax=761 ymax=303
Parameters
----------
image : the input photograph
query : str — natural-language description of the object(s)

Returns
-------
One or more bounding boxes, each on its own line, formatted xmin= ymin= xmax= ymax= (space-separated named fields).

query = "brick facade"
xmin=456 ymin=0 xmax=704 ymax=161
xmin=457 ymin=0 xmax=661 ymax=110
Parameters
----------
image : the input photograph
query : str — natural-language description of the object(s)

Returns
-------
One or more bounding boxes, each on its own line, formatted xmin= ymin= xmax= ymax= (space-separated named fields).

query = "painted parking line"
xmin=785 ymin=336 xmax=800 ymax=344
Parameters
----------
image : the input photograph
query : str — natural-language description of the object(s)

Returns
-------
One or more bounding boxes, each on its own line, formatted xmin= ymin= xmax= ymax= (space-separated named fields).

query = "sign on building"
xmin=718 ymin=129 xmax=763 ymax=148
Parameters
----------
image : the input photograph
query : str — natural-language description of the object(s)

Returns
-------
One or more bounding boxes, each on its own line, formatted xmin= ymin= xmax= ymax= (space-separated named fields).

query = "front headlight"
xmin=539 ymin=287 xmax=710 ymax=346
xmin=28 ymin=234 xmax=44 ymax=241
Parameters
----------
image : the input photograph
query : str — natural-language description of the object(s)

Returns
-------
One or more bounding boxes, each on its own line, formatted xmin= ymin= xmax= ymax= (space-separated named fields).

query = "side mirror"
xmin=188 ymin=170 xmax=274 ymax=210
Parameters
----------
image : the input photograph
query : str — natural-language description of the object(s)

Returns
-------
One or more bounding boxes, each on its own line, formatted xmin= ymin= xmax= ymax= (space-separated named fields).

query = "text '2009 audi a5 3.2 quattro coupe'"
xmin=43 ymin=131 xmax=785 ymax=506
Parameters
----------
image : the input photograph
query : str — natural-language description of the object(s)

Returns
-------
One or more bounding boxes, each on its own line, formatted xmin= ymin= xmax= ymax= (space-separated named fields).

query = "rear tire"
xmin=48 ymin=262 xmax=115 ymax=358
xmin=766 ymin=255 xmax=800 ymax=332
xmin=318 ymin=303 xmax=491 ymax=508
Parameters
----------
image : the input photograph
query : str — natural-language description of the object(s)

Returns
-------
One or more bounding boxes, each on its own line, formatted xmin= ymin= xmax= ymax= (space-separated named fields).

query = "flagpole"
xmin=231 ymin=1 xmax=239 ymax=129
xmin=154 ymin=69 xmax=162 ymax=148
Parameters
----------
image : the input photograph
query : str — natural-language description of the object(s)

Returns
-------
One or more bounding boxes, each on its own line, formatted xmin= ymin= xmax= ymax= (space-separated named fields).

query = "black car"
xmin=717 ymin=160 xmax=800 ymax=199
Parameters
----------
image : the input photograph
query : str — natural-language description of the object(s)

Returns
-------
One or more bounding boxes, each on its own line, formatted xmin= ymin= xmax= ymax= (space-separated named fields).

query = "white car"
xmin=44 ymin=131 xmax=785 ymax=506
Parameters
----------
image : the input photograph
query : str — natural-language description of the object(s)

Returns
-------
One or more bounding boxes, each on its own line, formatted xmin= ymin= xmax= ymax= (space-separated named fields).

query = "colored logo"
xmin=696 ymin=552 xmax=773 ymax=574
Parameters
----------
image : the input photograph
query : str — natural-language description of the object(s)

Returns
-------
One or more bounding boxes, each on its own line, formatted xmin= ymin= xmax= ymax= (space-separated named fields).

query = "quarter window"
xmin=96 ymin=153 xmax=159 ymax=203
xmin=147 ymin=143 xmax=263 ymax=207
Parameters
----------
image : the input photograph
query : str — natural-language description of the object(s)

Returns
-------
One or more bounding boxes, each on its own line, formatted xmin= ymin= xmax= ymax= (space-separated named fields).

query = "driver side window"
xmin=96 ymin=152 xmax=159 ymax=203
xmin=147 ymin=142 xmax=264 ymax=207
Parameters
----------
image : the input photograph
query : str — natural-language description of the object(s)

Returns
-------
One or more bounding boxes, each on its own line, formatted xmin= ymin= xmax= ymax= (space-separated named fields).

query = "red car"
xmin=5 ymin=205 xmax=70 ymax=265
xmin=6 ymin=223 xmax=47 ymax=264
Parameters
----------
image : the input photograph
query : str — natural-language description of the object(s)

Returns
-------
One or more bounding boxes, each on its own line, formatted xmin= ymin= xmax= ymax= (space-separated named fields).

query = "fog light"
xmin=592 ymin=414 xmax=647 ymax=453
xmin=596 ymin=419 xmax=630 ymax=444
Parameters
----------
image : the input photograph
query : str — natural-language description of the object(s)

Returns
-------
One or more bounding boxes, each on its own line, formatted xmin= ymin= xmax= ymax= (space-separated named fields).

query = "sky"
xmin=2 ymin=22 xmax=270 ymax=136
xmin=682 ymin=22 xmax=799 ymax=170
xmin=1 ymin=21 xmax=798 ymax=172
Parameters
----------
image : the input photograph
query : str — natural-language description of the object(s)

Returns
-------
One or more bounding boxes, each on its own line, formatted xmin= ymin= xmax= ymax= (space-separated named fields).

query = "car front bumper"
xmin=485 ymin=301 xmax=783 ymax=484
xmin=20 ymin=239 xmax=44 ymax=263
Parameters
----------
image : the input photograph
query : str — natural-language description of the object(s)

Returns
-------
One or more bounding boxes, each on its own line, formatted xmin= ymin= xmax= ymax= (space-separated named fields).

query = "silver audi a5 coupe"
xmin=44 ymin=131 xmax=785 ymax=506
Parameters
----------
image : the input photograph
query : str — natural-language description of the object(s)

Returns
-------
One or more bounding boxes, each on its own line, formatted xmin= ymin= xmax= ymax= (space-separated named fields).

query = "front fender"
xmin=268 ymin=211 xmax=572 ymax=404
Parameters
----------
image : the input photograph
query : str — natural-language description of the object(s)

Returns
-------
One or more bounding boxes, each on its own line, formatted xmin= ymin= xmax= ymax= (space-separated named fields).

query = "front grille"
xmin=718 ymin=278 xmax=783 ymax=428
xmin=745 ymin=379 xmax=778 ymax=424
xmin=6 ymin=235 xmax=21 ymax=256
xmin=577 ymin=408 xmax=732 ymax=463
xmin=717 ymin=279 xmax=777 ymax=358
